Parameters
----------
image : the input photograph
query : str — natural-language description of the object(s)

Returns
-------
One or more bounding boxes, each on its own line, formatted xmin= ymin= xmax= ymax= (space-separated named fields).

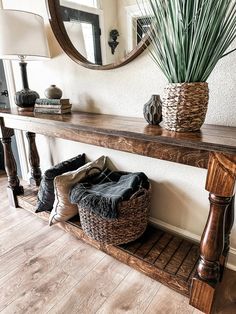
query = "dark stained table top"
xmin=0 ymin=109 xmax=235 ymax=169
xmin=0 ymin=109 xmax=235 ymax=153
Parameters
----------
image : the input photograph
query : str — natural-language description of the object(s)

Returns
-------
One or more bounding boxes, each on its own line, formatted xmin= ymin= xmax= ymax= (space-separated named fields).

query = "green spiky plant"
xmin=139 ymin=0 xmax=236 ymax=83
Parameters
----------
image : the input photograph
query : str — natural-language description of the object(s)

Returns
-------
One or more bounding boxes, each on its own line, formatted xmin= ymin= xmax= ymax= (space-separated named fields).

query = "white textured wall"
xmin=3 ymin=0 xmax=236 ymax=267
xmin=100 ymin=0 xmax=119 ymax=64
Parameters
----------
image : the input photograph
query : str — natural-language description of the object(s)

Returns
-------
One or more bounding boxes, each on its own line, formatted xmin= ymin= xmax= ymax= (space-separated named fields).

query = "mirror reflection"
xmin=59 ymin=0 xmax=150 ymax=65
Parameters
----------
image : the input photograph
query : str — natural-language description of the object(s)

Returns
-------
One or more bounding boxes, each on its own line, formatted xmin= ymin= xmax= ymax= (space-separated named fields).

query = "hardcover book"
xmin=35 ymin=98 xmax=70 ymax=105
xmin=34 ymin=107 xmax=71 ymax=114
xmin=35 ymin=103 xmax=72 ymax=109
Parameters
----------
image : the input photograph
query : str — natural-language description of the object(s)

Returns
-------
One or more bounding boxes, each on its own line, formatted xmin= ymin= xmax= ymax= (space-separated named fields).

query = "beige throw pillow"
xmin=49 ymin=156 xmax=107 ymax=226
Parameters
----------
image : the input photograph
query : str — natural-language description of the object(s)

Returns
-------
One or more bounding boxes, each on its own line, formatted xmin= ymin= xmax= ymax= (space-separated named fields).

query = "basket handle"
xmin=130 ymin=187 xmax=146 ymax=200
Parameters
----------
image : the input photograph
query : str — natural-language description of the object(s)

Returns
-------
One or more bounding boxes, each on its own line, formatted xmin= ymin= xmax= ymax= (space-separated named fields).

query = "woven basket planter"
xmin=162 ymin=82 xmax=209 ymax=132
xmin=78 ymin=184 xmax=151 ymax=245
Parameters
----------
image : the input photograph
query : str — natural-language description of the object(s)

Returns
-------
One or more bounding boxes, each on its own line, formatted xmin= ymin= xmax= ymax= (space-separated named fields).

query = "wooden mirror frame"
xmin=46 ymin=0 xmax=150 ymax=70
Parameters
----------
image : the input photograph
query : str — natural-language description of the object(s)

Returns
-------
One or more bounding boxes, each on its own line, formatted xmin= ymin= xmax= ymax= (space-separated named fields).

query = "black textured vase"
xmin=143 ymin=95 xmax=162 ymax=125
xmin=15 ymin=89 xmax=39 ymax=108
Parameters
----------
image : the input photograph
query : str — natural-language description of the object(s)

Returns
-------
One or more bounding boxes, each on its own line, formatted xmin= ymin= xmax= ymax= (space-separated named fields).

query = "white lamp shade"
xmin=0 ymin=9 xmax=50 ymax=60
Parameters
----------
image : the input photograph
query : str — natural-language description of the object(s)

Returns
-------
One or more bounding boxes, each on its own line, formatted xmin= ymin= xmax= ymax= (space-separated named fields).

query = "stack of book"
xmin=34 ymin=98 xmax=72 ymax=114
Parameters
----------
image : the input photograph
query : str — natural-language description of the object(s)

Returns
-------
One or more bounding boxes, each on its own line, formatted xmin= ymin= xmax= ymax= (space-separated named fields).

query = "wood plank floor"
xmin=0 ymin=173 xmax=235 ymax=313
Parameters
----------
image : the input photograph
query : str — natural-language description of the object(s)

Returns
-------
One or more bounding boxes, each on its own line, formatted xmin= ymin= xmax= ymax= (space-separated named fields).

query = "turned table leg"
xmin=220 ymin=196 xmax=235 ymax=279
xmin=198 ymin=194 xmax=231 ymax=282
xmin=26 ymin=131 xmax=41 ymax=186
xmin=190 ymin=153 xmax=236 ymax=314
xmin=0 ymin=118 xmax=24 ymax=207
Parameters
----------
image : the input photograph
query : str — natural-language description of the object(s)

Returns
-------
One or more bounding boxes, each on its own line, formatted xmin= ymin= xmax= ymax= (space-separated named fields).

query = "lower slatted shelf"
xmin=17 ymin=185 xmax=199 ymax=297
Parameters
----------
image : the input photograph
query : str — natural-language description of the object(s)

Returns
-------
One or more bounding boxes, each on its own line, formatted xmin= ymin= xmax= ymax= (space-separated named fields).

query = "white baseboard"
xmin=149 ymin=217 xmax=236 ymax=271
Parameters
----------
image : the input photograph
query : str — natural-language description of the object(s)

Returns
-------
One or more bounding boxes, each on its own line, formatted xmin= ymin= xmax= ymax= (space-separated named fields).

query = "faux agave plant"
xmin=139 ymin=0 xmax=236 ymax=83
xmin=138 ymin=0 xmax=236 ymax=132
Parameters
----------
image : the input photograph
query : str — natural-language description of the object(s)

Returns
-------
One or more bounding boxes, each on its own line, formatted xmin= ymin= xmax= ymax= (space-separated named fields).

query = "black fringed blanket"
xmin=70 ymin=168 xmax=149 ymax=219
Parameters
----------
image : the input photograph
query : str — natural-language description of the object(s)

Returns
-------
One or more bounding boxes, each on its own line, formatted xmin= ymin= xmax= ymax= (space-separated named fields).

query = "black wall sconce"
xmin=108 ymin=29 xmax=119 ymax=55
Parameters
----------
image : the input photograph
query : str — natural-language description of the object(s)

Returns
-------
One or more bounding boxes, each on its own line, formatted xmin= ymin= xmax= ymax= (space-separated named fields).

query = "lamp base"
xmin=14 ymin=88 xmax=39 ymax=108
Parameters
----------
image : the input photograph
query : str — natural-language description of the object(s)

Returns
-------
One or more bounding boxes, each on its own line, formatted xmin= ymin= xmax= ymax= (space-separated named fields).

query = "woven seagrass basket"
xmin=162 ymin=82 xmax=209 ymax=132
xmin=78 ymin=183 xmax=151 ymax=245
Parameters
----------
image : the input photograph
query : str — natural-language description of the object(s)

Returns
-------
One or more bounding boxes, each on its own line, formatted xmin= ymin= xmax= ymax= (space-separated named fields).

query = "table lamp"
xmin=0 ymin=9 xmax=50 ymax=110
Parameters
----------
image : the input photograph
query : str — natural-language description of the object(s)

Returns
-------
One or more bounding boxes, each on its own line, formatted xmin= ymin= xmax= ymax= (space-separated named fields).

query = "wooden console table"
xmin=0 ymin=109 xmax=235 ymax=313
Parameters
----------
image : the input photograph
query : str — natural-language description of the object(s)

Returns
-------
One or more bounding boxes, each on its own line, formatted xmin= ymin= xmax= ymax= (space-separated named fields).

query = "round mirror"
xmin=46 ymin=0 xmax=151 ymax=70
